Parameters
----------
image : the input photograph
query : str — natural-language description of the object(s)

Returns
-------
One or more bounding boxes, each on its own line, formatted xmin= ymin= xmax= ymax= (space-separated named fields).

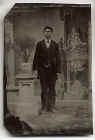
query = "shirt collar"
xmin=44 ymin=38 xmax=51 ymax=44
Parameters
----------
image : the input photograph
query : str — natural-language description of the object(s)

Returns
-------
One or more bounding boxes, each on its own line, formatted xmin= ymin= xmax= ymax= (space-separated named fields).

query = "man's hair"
xmin=43 ymin=26 xmax=53 ymax=32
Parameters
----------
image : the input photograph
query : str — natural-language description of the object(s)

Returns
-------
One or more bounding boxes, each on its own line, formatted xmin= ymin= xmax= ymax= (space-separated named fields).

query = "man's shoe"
xmin=38 ymin=108 xmax=46 ymax=115
xmin=46 ymin=108 xmax=54 ymax=113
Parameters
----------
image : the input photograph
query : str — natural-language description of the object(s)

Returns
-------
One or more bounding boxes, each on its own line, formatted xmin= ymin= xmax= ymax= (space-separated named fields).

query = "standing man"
xmin=32 ymin=26 xmax=60 ymax=114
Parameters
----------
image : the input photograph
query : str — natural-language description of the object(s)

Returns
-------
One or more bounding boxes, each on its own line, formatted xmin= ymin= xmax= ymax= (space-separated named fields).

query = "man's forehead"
xmin=45 ymin=28 xmax=52 ymax=32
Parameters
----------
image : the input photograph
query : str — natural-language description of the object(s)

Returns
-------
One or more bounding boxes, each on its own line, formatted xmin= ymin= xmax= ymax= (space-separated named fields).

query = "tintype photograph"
xmin=4 ymin=3 xmax=93 ymax=136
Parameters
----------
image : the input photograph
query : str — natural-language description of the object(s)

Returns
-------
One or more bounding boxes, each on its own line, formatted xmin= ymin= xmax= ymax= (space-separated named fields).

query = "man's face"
xmin=44 ymin=29 xmax=52 ymax=39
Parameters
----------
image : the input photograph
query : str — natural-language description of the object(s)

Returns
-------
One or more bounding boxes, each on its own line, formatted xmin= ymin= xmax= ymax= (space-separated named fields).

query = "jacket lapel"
xmin=42 ymin=39 xmax=53 ymax=48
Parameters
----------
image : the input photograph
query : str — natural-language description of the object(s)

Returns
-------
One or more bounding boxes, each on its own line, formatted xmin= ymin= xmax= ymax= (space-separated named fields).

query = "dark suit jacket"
xmin=32 ymin=39 xmax=61 ymax=77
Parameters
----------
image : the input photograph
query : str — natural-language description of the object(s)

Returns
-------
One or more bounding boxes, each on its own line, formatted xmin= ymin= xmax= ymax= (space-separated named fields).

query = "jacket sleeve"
xmin=56 ymin=43 xmax=61 ymax=73
xmin=32 ymin=42 xmax=40 ymax=71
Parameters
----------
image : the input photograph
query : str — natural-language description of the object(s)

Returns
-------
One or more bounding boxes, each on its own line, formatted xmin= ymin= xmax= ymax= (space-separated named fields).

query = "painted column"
xmin=88 ymin=20 xmax=92 ymax=90
xmin=5 ymin=18 xmax=15 ymax=88
xmin=67 ymin=60 xmax=71 ymax=92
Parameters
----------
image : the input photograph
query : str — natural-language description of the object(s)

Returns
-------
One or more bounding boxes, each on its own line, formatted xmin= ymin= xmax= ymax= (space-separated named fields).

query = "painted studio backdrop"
xmin=4 ymin=4 xmax=93 ymax=136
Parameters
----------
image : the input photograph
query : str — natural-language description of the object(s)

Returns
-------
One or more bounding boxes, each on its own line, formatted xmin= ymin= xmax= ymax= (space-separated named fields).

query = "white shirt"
xmin=44 ymin=39 xmax=51 ymax=48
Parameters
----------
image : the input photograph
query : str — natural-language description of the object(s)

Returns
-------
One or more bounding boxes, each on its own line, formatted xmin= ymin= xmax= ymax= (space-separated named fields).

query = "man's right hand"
xmin=32 ymin=70 xmax=38 ymax=78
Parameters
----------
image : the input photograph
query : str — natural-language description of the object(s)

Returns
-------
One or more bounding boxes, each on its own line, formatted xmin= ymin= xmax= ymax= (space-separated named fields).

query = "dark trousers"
xmin=39 ymin=68 xmax=56 ymax=111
